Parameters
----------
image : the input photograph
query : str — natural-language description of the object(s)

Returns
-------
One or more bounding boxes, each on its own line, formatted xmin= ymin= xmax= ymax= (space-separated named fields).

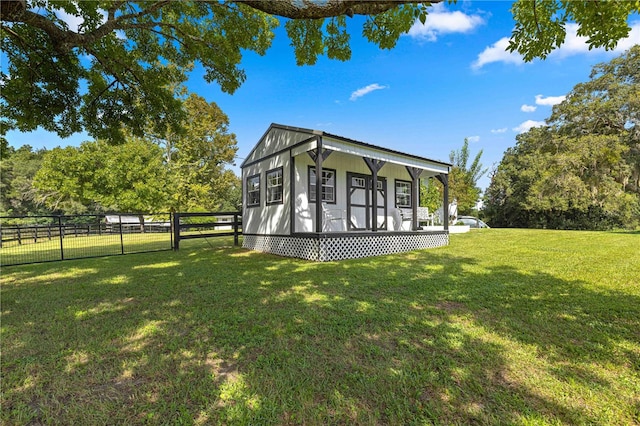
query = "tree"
xmin=419 ymin=179 xmax=441 ymax=213
xmin=149 ymin=93 xmax=239 ymax=212
xmin=2 ymin=0 xmax=638 ymax=141
xmin=30 ymin=94 xmax=240 ymax=214
xmin=448 ymin=138 xmax=487 ymax=215
xmin=0 ymin=145 xmax=47 ymax=215
xmin=484 ymin=46 xmax=640 ymax=230
xmin=33 ymin=139 xmax=168 ymax=214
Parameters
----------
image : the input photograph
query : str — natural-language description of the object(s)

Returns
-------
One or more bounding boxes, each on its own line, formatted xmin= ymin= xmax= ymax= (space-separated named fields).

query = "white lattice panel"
xmin=243 ymin=235 xmax=319 ymax=260
xmin=319 ymin=233 xmax=448 ymax=261
xmin=244 ymin=233 xmax=448 ymax=262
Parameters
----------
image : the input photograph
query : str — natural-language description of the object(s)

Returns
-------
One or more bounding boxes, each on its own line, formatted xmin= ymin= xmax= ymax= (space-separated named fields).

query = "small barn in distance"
xmin=240 ymin=124 xmax=452 ymax=261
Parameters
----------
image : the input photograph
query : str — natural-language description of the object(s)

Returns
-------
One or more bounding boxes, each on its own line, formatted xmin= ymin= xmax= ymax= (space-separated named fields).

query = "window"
xmin=266 ymin=167 xmax=283 ymax=205
xmin=309 ymin=167 xmax=336 ymax=203
xmin=352 ymin=177 xmax=365 ymax=188
xmin=246 ymin=174 xmax=260 ymax=207
xmin=395 ymin=180 xmax=412 ymax=208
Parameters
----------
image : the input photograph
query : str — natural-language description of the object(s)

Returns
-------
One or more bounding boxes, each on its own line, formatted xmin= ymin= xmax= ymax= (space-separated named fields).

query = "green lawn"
xmin=2 ymin=230 xmax=639 ymax=425
xmin=0 ymin=232 xmax=173 ymax=266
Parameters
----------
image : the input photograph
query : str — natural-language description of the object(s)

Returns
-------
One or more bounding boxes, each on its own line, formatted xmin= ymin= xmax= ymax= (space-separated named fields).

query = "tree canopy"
xmin=150 ymin=93 xmax=240 ymax=212
xmin=33 ymin=139 xmax=169 ymax=214
xmin=27 ymin=93 xmax=240 ymax=215
xmin=0 ymin=144 xmax=47 ymax=216
xmin=484 ymin=46 xmax=640 ymax=230
xmin=2 ymin=0 xmax=639 ymax=142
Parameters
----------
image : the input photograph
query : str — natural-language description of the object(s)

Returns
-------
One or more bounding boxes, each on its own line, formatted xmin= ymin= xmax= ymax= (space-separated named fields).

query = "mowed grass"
xmin=1 ymin=229 xmax=639 ymax=425
xmin=1 ymin=232 xmax=173 ymax=266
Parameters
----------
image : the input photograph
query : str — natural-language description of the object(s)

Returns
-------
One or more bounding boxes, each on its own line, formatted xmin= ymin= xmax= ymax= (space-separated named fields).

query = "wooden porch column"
xmin=364 ymin=158 xmax=386 ymax=232
xmin=289 ymin=150 xmax=296 ymax=234
xmin=435 ymin=173 xmax=449 ymax=232
xmin=308 ymin=137 xmax=332 ymax=233
xmin=406 ymin=167 xmax=423 ymax=231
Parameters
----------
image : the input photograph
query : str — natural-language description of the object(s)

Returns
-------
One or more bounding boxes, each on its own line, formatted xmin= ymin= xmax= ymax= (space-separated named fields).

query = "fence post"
xmin=233 ymin=212 xmax=239 ymax=246
xmin=17 ymin=225 xmax=21 ymax=245
xmin=58 ymin=216 xmax=64 ymax=260
xmin=118 ymin=214 xmax=125 ymax=255
xmin=173 ymin=213 xmax=180 ymax=251
xmin=34 ymin=226 xmax=37 ymax=243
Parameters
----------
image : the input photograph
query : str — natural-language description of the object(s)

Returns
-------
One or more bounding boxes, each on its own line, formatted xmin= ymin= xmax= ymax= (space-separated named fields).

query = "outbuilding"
xmin=240 ymin=124 xmax=451 ymax=261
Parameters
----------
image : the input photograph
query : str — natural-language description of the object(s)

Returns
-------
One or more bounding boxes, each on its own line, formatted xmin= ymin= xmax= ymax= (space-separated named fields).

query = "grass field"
xmin=0 ymin=232 xmax=173 ymax=266
xmin=1 ymin=229 xmax=639 ymax=425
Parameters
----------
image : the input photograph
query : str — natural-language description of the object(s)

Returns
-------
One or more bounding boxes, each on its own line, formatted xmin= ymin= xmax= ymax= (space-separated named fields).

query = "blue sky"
xmin=5 ymin=1 xmax=640 ymax=191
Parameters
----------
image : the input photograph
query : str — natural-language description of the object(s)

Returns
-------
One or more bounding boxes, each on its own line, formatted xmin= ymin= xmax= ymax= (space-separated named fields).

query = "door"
xmin=347 ymin=173 xmax=387 ymax=231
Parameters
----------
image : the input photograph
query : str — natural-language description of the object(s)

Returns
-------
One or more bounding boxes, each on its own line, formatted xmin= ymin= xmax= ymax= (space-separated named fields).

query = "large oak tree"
xmin=484 ymin=46 xmax=640 ymax=230
xmin=2 ymin=0 xmax=638 ymax=142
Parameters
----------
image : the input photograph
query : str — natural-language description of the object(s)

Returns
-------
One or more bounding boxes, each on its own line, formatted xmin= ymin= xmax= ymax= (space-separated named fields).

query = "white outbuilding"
xmin=241 ymin=124 xmax=452 ymax=261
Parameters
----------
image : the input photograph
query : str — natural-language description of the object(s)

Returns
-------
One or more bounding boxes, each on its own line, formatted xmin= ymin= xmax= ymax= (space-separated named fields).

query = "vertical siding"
xmin=243 ymin=152 xmax=290 ymax=235
xmin=244 ymin=128 xmax=311 ymax=165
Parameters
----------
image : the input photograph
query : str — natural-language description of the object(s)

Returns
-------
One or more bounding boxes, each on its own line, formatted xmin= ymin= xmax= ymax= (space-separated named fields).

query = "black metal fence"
xmin=0 ymin=213 xmax=172 ymax=266
xmin=0 ymin=212 xmax=243 ymax=267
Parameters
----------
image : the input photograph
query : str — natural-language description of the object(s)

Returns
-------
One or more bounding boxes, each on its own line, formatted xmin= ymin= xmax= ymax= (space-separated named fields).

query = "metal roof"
xmin=241 ymin=123 xmax=452 ymax=169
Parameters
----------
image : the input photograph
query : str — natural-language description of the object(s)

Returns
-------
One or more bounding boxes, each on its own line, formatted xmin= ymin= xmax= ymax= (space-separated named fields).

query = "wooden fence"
xmin=172 ymin=212 xmax=242 ymax=250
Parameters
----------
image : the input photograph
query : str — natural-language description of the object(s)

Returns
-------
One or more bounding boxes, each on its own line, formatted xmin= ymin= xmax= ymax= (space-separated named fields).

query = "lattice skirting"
xmin=243 ymin=232 xmax=449 ymax=261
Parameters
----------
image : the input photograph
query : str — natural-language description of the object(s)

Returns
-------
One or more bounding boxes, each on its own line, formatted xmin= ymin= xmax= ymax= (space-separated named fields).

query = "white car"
xmin=457 ymin=216 xmax=490 ymax=228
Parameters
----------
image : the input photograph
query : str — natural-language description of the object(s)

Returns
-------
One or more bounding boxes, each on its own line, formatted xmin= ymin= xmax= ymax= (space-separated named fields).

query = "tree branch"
xmin=237 ymin=1 xmax=439 ymax=19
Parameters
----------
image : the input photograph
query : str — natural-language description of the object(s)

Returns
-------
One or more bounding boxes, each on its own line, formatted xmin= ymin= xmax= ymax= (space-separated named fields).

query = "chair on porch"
xmin=322 ymin=204 xmax=345 ymax=232
xmin=392 ymin=208 xmax=413 ymax=231
xmin=417 ymin=207 xmax=435 ymax=227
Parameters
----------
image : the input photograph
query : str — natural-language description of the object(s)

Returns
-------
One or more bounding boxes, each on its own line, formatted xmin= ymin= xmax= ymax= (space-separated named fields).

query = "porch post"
xmin=315 ymin=136 xmax=323 ymax=233
xmin=289 ymin=150 xmax=295 ymax=234
xmin=364 ymin=158 xmax=386 ymax=232
xmin=406 ymin=167 xmax=423 ymax=231
xmin=436 ymin=173 xmax=449 ymax=232
xmin=308 ymin=137 xmax=333 ymax=233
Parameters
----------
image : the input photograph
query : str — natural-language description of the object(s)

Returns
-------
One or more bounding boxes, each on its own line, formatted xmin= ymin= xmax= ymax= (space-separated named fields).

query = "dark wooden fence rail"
xmin=172 ymin=212 xmax=242 ymax=250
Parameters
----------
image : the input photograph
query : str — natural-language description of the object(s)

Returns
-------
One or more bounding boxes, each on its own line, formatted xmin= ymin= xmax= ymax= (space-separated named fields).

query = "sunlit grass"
xmin=1 ymin=230 xmax=639 ymax=424
xmin=0 ymin=232 xmax=172 ymax=266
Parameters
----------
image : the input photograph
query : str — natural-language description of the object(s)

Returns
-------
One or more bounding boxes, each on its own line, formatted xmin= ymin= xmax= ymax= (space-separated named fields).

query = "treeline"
xmin=484 ymin=46 xmax=640 ymax=230
xmin=1 ymin=94 xmax=241 ymax=216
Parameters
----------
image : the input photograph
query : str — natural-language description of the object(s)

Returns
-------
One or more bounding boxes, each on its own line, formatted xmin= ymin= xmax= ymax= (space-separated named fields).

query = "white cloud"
xmin=473 ymin=20 xmax=640 ymax=69
xmin=521 ymin=104 xmax=537 ymax=112
xmin=535 ymin=94 xmax=566 ymax=106
xmin=467 ymin=135 xmax=480 ymax=143
xmin=55 ymin=9 xmax=84 ymax=32
xmin=407 ymin=3 xmax=485 ymax=41
xmin=54 ymin=7 xmax=107 ymax=32
xmin=471 ymin=37 xmax=523 ymax=70
xmin=513 ymin=120 xmax=546 ymax=134
xmin=491 ymin=128 xmax=508 ymax=134
xmin=551 ymin=22 xmax=640 ymax=59
xmin=613 ymin=21 xmax=640 ymax=51
xmin=350 ymin=83 xmax=387 ymax=101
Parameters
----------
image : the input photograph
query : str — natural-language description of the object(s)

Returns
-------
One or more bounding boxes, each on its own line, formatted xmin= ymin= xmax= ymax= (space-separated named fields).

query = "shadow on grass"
xmin=2 ymin=238 xmax=639 ymax=424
